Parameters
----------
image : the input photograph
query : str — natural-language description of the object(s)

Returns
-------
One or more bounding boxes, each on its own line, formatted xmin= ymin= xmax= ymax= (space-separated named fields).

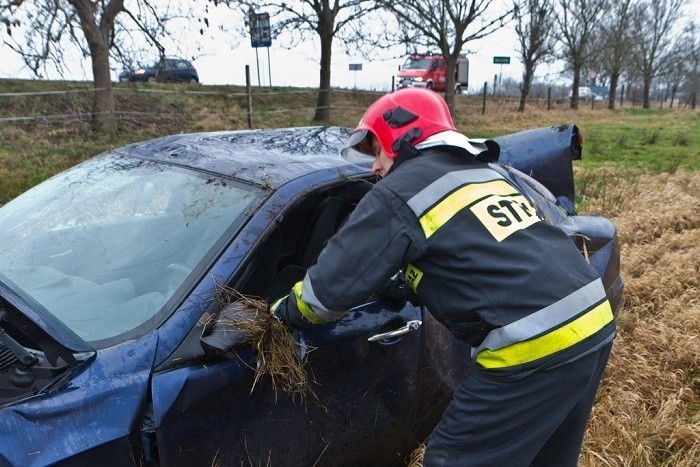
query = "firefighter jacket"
xmin=281 ymin=146 xmax=616 ymax=370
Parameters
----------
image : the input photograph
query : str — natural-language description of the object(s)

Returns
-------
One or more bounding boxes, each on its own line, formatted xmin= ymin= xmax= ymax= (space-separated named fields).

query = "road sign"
xmin=493 ymin=56 xmax=511 ymax=65
xmin=349 ymin=63 xmax=362 ymax=71
xmin=249 ymin=12 xmax=272 ymax=48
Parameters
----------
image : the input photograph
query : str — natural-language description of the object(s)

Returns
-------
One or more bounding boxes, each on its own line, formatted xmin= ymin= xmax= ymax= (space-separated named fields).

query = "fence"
xmin=0 ymin=80 xmax=696 ymax=132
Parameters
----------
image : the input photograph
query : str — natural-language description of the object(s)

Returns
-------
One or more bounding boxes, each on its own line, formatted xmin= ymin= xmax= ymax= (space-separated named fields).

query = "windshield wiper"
xmin=0 ymin=311 xmax=39 ymax=367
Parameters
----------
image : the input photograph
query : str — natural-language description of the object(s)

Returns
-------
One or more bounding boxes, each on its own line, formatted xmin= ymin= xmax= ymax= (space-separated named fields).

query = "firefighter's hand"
xmin=377 ymin=272 xmax=409 ymax=302
xmin=270 ymin=295 xmax=315 ymax=330
xmin=377 ymin=271 xmax=422 ymax=307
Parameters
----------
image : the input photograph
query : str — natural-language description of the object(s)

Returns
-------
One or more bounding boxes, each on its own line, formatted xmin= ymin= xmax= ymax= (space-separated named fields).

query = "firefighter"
xmin=272 ymin=88 xmax=616 ymax=466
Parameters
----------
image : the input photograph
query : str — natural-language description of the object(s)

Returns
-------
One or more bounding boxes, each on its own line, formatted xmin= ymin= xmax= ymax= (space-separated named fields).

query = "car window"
xmin=0 ymin=156 xmax=261 ymax=342
xmin=403 ymin=58 xmax=431 ymax=70
xmin=237 ymin=180 xmax=373 ymax=301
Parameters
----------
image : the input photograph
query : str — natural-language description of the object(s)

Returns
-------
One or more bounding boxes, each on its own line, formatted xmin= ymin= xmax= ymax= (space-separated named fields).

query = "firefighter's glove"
xmin=377 ymin=271 xmax=409 ymax=303
xmin=377 ymin=271 xmax=422 ymax=307
xmin=270 ymin=295 xmax=315 ymax=330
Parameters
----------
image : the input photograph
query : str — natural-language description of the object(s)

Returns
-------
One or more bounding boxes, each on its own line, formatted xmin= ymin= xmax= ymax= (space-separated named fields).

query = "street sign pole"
xmin=349 ymin=63 xmax=362 ymax=90
xmin=249 ymin=11 xmax=272 ymax=87
xmin=492 ymin=56 xmax=510 ymax=95
xmin=267 ymin=46 xmax=272 ymax=87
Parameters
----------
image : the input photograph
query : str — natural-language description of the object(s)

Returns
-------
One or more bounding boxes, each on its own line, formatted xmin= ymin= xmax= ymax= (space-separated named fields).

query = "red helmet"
xmin=344 ymin=88 xmax=457 ymax=159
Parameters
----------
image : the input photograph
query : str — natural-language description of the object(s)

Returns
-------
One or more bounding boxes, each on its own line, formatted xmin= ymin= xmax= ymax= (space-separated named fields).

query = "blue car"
xmin=0 ymin=125 xmax=622 ymax=466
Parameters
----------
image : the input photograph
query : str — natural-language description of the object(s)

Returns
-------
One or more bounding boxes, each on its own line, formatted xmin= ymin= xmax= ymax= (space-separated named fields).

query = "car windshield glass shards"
xmin=0 ymin=156 xmax=259 ymax=342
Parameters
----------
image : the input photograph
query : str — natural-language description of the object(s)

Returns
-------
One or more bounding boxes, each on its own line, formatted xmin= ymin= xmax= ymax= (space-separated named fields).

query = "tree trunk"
xmin=70 ymin=0 xmax=120 ymax=133
xmin=443 ymin=55 xmax=457 ymax=115
xmin=571 ymin=65 xmax=581 ymax=110
xmin=313 ymin=27 xmax=333 ymax=122
xmin=608 ymin=72 xmax=620 ymax=110
xmin=643 ymin=77 xmax=652 ymax=109
xmin=518 ymin=65 xmax=534 ymax=112
xmin=90 ymin=45 xmax=117 ymax=133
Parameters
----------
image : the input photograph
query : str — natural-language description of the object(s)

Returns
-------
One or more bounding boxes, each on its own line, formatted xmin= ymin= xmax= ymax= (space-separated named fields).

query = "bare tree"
xmin=554 ymin=0 xmax=607 ymax=109
xmin=596 ymin=0 xmax=635 ymax=109
xmin=1 ymin=1 xmax=208 ymax=133
xmin=378 ymin=0 xmax=512 ymax=113
xmin=630 ymin=0 xmax=689 ymax=108
xmin=680 ymin=22 xmax=699 ymax=108
xmin=222 ymin=1 xmax=379 ymax=122
xmin=513 ymin=0 xmax=555 ymax=112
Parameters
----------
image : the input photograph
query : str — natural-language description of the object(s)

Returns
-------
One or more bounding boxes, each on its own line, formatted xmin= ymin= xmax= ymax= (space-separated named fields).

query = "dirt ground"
xmin=580 ymin=169 xmax=700 ymax=466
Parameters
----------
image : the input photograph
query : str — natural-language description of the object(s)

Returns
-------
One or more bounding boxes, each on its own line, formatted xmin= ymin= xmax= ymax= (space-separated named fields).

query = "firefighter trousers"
xmin=423 ymin=341 xmax=613 ymax=467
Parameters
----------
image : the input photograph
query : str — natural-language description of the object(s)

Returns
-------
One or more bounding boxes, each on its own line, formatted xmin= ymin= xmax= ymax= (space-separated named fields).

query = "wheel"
xmin=426 ymin=81 xmax=434 ymax=90
xmin=189 ymin=78 xmax=199 ymax=85
xmin=147 ymin=76 xmax=157 ymax=83
xmin=455 ymin=84 xmax=462 ymax=94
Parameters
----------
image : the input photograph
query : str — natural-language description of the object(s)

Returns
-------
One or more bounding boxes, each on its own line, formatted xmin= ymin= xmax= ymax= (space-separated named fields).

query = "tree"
xmin=379 ymin=0 xmax=512 ymax=113
xmin=595 ymin=0 xmax=635 ymax=109
xmin=223 ymin=1 xmax=379 ymax=122
xmin=630 ymin=0 xmax=688 ymax=108
xmin=679 ymin=22 xmax=699 ymax=108
xmin=554 ymin=0 xmax=607 ymax=109
xmin=513 ymin=0 xmax=555 ymax=112
xmin=1 ymin=1 xmax=209 ymax=133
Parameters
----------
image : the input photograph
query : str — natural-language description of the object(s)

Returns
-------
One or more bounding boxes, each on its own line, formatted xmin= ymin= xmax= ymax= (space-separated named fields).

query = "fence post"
xmin=245 ymin=65 xmax=253 ymax=129
xmin=547 ymin=87 xmax=551 ymax=111
xmin=392 ymin=76 xmax=395 ymax=92
xmin=482 ymin=82 xmax=487 ymax=115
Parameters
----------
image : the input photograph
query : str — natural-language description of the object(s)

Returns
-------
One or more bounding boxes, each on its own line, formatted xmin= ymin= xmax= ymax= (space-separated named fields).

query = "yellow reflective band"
xmin=475 ymin=300 xmax=614 ymax=369
xmin=292 ymin=281 xmax=326 ymax=324
xmin=419 ymin=180 xmax=518 ymax=238
xmin=404 ymin=264 xmax=423 ymax=291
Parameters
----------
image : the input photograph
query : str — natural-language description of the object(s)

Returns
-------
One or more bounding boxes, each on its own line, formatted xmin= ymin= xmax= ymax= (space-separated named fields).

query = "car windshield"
xmin=0 ymin=156 xmax=259 ymax=342
xmin=403 ymin=58 xmax=431 ymax=70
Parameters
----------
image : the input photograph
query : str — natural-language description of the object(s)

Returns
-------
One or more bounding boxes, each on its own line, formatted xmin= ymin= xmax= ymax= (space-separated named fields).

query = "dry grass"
xmin=212 ymin=287 xmax=315 ymax=400
xmin=579 ymin=169 xmax=700 ymax=467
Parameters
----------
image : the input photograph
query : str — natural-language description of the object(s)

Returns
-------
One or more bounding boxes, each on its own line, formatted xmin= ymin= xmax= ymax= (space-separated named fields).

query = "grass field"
xmin=1 ymin=79 xmax=698 ymax=465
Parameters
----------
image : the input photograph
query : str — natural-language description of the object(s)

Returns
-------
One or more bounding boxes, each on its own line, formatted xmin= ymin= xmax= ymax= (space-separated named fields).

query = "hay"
xmin=213 ymin=287 xmax=315 ymax=400
xmin=578 ymin=170 xmax=700 ymax=467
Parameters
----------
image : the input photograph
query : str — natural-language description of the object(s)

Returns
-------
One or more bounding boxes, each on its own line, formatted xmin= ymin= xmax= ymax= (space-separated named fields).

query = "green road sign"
xmin=493 ymin=56 xmax=511 ymax=64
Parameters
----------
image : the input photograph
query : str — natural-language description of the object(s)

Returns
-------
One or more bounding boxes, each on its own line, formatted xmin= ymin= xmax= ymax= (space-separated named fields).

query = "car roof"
xmin=110 ymin=126 xmax=371 ymax=188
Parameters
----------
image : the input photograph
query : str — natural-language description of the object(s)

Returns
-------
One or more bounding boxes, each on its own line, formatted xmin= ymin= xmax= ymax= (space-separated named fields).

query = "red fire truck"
xmin=396 ymin=54 xmax=469 ymax=93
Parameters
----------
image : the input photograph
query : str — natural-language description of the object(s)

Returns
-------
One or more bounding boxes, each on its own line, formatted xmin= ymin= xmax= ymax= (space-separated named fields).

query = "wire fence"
xmin=0 ymin=82 xmax=695 ymax=132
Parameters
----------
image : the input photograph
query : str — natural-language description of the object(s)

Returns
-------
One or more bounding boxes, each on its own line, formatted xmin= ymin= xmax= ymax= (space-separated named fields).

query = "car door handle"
xmin=367 ymin=320 xmax=422 ymax=342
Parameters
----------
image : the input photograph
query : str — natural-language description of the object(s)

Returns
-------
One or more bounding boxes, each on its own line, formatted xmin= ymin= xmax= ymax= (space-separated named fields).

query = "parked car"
xmin=154 ymin=58 xmax=199 ymax=84
xmin=568 ymin=86 xmax=604 ymax=101
xmin=118 ymin=58 xmax=199 ymax=84
xmin=0 ymin=125 xmax=622 ymax=466
xmin=118 ymin=65 xmax=157 ymax=83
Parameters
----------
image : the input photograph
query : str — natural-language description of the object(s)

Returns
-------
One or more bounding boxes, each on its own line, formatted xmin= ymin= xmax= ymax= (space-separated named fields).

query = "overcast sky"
xmin=1 ymin=1 xmax=698 ymax=93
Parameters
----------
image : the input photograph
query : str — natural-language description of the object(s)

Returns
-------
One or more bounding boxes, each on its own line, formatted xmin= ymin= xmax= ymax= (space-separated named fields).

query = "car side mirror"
xmin=200 ymin=303 xmax=250 ymax=356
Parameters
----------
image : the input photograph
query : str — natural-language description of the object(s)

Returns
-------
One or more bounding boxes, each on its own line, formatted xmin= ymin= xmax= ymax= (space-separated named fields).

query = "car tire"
xmin=148 ymin=77 xmax=157 ymax=83
xmin=455 ymin=84 xmax=462 ymax=94
xmin=189 ymin=78 xmax=199 ymax=84
xmin=426 ymin=81 xmax=434 ymax=91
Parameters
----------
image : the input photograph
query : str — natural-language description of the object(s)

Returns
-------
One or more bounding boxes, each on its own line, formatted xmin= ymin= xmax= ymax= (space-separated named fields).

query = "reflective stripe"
xmin=419 ymin=180 xmax=518 ymax=238
xmin=472 ymin=279 xmax=609 ymax=357
xmin=475 ymin=299 xmax=614 ymax=368
xmin=296 ymin=276 xmax=347 ymax=323
xmin=407 ymin=168 xmax=505 ymax=216
xmin=292 ymin=281 xmax=326 ymax=324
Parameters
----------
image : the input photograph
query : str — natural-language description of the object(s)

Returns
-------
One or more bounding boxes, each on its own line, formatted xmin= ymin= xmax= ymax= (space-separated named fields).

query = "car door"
xmin=149 ymin=179 xmax=424 ymax=466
